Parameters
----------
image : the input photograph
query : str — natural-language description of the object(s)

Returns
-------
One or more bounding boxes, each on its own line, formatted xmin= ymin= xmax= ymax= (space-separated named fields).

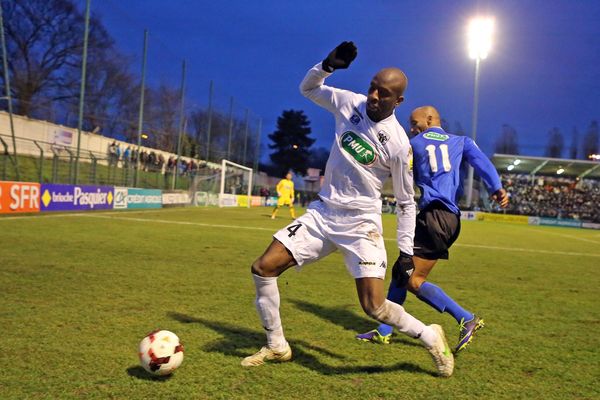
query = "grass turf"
xmin=0 ymin=207 xmax=599 ymax=399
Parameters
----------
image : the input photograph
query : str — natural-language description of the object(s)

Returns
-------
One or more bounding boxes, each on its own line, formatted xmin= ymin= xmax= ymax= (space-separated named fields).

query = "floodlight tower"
xmin=465 ymin=17 xmax=494 ymax=208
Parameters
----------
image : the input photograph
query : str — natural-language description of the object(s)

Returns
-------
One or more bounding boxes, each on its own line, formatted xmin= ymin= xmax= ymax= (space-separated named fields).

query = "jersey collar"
xmin=424 ymin=126 xmax=445 ymax=135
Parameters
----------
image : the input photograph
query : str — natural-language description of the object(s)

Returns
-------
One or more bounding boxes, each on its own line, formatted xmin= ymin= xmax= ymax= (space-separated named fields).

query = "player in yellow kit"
xmin=271 ymin=172 xmax=296 ymax=219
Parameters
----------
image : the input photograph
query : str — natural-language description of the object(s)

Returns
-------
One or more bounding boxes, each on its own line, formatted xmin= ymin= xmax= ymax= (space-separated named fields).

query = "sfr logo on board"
xmin=0 ymin=181 xmax=40 ymax=214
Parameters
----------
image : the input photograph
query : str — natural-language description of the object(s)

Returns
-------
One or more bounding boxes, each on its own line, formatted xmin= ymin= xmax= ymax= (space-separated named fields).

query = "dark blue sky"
xmin=93 ymin=0 xmax=600 ymax=159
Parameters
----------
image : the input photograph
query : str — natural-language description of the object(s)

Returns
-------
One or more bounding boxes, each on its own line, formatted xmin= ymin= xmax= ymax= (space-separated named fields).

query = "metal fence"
xmin=0 ymin=133 xmax=223 ymax=191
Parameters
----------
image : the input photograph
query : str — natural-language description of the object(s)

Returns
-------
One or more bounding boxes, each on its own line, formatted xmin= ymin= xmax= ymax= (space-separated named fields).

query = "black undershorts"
xmin=413 ymin=201 xmax=461 ymax=260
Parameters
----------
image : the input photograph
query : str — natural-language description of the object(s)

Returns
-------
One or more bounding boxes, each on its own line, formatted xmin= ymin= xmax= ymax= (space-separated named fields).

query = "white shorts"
xmin=273 ymin=200 xmax=388 ymax=279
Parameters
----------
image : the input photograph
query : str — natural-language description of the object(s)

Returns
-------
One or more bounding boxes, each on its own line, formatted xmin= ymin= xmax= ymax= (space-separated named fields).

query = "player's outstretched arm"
xmin=463 ymin=137 xmax=507 ymax=205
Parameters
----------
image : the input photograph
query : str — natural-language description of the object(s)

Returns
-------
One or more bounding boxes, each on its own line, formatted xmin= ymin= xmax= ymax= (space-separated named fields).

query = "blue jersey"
xmin=410 ymin=127 xmax=502 ymax=214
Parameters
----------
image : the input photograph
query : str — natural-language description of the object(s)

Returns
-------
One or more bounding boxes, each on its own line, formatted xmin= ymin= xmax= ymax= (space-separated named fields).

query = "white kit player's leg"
xmin=252 ymin=274 xmax=287 ymax=349
xmin=370 ymin=299 xmax=454 ymax=377
xmin=243 ymin=203 xmax=333 ymax=367
xmin=371 ymin=300 xmax=435 ymax=344
xmin=337 ymin=208 xmax=454 ymax=377
xmin=241 ymin=274 xmax=291 ymax=367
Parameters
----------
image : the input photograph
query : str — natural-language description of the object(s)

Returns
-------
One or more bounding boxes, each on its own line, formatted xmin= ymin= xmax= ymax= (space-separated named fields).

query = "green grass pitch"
xmin=1 ymin=207 xmax=598 ymax=399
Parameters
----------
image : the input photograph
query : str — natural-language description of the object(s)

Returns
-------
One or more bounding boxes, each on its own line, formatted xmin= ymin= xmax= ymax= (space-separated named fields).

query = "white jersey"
xmin=299 ymin=63 xmax=416 ymax=255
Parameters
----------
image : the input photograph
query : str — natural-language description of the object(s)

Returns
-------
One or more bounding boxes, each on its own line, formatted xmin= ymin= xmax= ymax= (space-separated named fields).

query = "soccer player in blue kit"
xmin=357 ymin=105 xmax=509 ymax=353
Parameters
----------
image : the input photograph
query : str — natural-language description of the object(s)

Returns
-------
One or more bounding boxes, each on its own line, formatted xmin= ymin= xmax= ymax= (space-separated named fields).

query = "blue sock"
xmin=417 ymin=282 xmax=474 ymax=323
xmin=376 ymin=278 xmax=407 ymax=336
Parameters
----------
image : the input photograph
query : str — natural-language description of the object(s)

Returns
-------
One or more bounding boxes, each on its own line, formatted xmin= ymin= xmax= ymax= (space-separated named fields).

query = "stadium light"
xmin=141 ymin=133 xmax=149 ymax=139
xmin=507 ymin=165 xmax=515 ymax=171
xmin=557 ymin=167 xmax=565 ymax=175
xmin=589 ymin=154 xmax=600 ymax=160
xmin=513 ymin=159 xmax=521 ymax=166
xmin=465 ymin=16 xmax=495 ymax=208
xmin=292 ymin=144 xmax=299 ymax=149
xmin=468 ymin=17 xmax=494 ymax=60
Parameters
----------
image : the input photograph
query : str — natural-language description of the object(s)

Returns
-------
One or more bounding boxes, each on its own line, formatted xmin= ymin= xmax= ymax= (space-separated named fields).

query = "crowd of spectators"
xmin=376 ymin=174 xmax=600 ymax=222
xmin=107 ymin=141 xmax=211 ymax=176
xmin=499 ymin=173 xmax=600 ymax=222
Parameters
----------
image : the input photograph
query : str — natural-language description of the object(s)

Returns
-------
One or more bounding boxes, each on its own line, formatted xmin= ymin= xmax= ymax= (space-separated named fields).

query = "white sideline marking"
xmin=526 ymin=228 xmax=600 ymax=245
xmin=83 ymin=214 xmax=600 ymax=258
xmin=447 ymin=242 xmax=599 ymax=257
xmin=2 ymin=212 xmax=599 ymax=258
xmin=79 ymin=214 xmax=275 ymax=232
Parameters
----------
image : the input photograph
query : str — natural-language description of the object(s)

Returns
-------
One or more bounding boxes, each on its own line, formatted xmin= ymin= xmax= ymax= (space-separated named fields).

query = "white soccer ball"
xmin=138 ymin=330 xmax=184 ymax=376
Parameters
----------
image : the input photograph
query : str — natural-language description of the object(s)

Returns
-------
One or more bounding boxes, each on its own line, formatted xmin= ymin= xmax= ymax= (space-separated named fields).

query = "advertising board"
xmin=40 ymin=184 xmax=113 ymax=211
xmin=0 ymin=181 xmax=40 ymax=214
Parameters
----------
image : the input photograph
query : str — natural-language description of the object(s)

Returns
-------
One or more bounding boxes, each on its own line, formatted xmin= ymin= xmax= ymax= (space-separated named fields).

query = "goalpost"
xmin=219 ymin=159 xmax=253 ymax=208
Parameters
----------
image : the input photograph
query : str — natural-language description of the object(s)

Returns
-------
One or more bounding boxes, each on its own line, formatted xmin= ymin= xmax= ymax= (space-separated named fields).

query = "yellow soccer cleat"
xmin=426 ymin=324 xmax=454 ymax=377
xmin=241 ymin=344 xmax=292 ymax=367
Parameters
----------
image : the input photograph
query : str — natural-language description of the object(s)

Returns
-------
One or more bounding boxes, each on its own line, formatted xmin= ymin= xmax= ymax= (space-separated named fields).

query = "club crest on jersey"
xmin=350 ymin=114 xmax=361 ymax=125
xmin=377 ymin=130 xmax=389 ymax=145
xmin=340 ymin=131 xmax=378 ymax=166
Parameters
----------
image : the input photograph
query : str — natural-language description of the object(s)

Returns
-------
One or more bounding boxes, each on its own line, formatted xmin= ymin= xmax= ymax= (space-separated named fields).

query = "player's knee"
xmin=407 ymin=275 xmax=424 ymax=294
xmin=365 ymin=300 xmax=390 ymax=322
xmin=361 ymin=298 xmax=385 ymax=320
xmin=251 ymin=257 xmax=271 ymax=277
xmin=251 ymin=254 xmax=284 ymax=277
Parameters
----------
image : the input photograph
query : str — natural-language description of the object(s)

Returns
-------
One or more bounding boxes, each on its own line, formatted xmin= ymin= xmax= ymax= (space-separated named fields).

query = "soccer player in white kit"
xmin=241 ymin=41 xmax=454 ymax=377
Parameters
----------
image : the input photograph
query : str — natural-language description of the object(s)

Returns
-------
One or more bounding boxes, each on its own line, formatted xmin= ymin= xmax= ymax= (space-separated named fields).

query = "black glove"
xmin=322 ymin=41 xmax=358 ymax=72
xmin=391 ymin=253 xmax=415 ymax=288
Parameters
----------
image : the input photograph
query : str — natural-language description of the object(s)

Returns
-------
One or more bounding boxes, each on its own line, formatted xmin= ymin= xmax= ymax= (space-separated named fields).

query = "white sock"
xmin=252 ymin=273 xmax=287 ymax=350
xmin=372 ymin=300 xmax=436 ymax=347
xmin=418 ymin=325 xmax=438 ymax=348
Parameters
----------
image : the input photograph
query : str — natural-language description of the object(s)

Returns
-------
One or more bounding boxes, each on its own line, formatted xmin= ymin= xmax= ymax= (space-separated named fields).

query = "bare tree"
xmin=495 ymin=124 xmax=519 ymax=154
xmin=60 ymin=51 xmax=139 ymax=140
xmin=190 ymin=108 xmax=228 ymax=161
xmin=454 ymin=121 xmax=465 ymax=136
xmin=545 ymin=127 xmax=564 ymax=158
xmin=441 ymin=118 xmax=450 ymax=132
xmin=189 ymin=107 xmax=258 ymax=164
xmin=0 ymin=0 xmax=113 ymax=119
xmin=569 ymin=127 xmax=578 ymax=159
xmin=581 ymin=120 xmax=599 ymax=159
xmin=145 ymin=85 xmax=180 ymax=152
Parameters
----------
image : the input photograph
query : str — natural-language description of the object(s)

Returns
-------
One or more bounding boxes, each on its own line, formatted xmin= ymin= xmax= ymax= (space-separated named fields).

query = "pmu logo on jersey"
xmin=423 ymin=132 xmax=449 ymax=141
xmin=340 ymin=131 xmax=378 ymax=166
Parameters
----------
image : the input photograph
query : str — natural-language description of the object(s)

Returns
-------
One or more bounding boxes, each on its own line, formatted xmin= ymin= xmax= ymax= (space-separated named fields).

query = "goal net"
xmin=189 ymin=165 xmax=222 ymax=206
xmin=219 ymin=159 xmax=253 ymax=207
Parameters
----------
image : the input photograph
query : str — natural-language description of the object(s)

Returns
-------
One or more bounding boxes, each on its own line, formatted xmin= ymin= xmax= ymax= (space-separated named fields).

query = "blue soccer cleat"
xmin=455 ymin=315 xmax=485 ymax=354
xmin=355 ymin=329 xmax=391 ymax=344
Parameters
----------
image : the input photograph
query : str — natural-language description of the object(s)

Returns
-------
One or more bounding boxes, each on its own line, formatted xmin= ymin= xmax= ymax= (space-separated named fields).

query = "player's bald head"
xmin=409 ymin=105 xmax=442 ymax=135
xmin=366 ymin=67 xmax=408 ymax=122
xmin=412 ymin=106 xmax=441 ymax=125
xmin=374 ymin=67 xmax=408 ymax=97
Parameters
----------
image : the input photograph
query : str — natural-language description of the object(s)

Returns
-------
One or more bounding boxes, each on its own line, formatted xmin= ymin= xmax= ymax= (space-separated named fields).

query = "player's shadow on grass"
xmin=288 ymin=299 xmax=420 ymax=349
xmin=168 ymin=311 xmax=434 ymax=377
xmin=126 ymin=366 xmax=173 ymax=381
